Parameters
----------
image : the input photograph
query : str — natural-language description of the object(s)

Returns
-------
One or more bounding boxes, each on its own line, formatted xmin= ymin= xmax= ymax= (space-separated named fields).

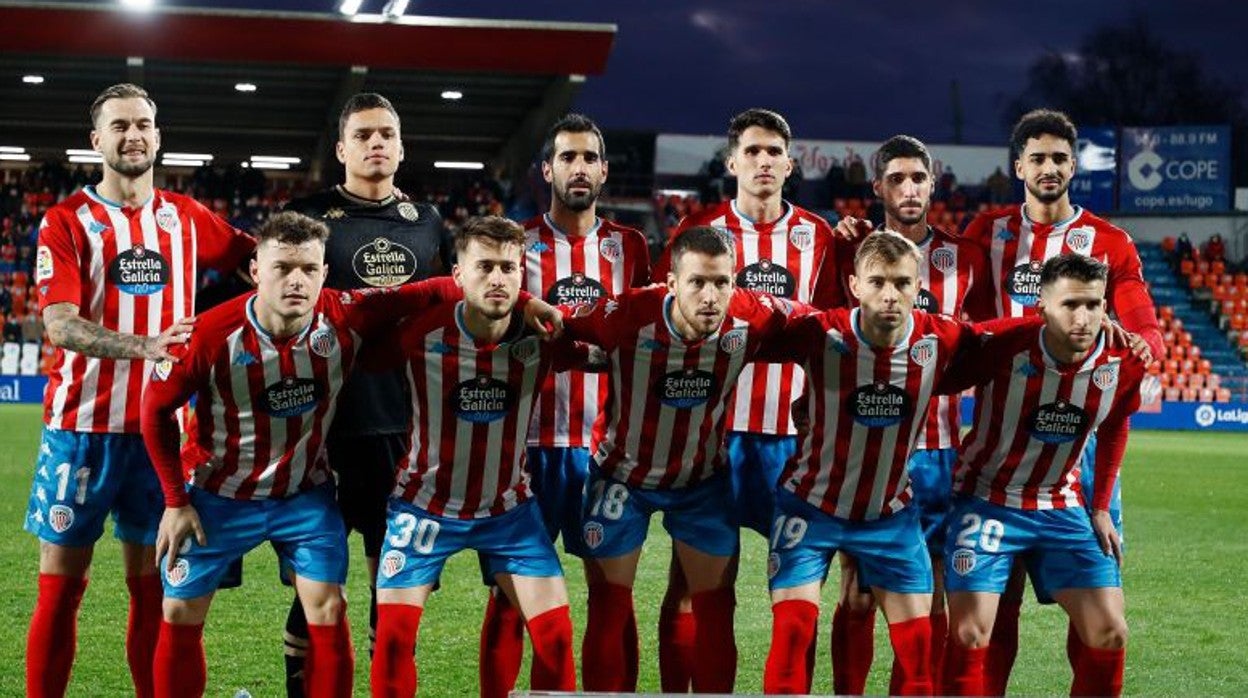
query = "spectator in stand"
xmin=22 ymin=310 xmax=43 ymax=345
xmin=0 ymin=282 xmax=12 ymax=315
xmin=985 ymin=166 xmax=1011 ymax=204
xmin=1205 ymin=234 xmax=1226 ymax=262
xmin=826 ymin=156 xmax=847 ymax=201
xmin=845 ymin=154 xmax=868 ymax=198
xmin=1174 ymin=233 xmax=1194 ymax=262
xmin=3 ymin=312 xmax=21 ymax=342
xmin=783 ymin=156 xmax=805 ymax=204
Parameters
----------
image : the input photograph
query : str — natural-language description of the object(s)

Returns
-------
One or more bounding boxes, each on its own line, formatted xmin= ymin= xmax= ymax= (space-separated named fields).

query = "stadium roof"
xmin=0 ymin=1 xmax=616 ymax=176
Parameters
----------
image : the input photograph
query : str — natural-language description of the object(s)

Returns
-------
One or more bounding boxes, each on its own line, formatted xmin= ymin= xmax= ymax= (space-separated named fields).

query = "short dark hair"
xmin=669 ymin=225 xmax=735 ymax=271
xmin=871 ymin=135 xmax=932 ymax=181
xmin=728 ymin=108 xmax=792 ymax=151
xmin=255 ymin=211 xmax=330 ymax=247
xmin=1010 ymin=109 xmax=1077 ymax=158
xmin=89 ymin=83 xmax=156 ymax=127
xmin=540 ymin=113 xmax=606 ymax=162
xmin=1040 ymin=253 xmax=1108 ymax=287
xmin=454 ymin=216 xmax=526 ymax=256
xmin=854 ymin=231 xmax=922 ymax=273
xmin=339 ymin=92 xmax=400 ymax=138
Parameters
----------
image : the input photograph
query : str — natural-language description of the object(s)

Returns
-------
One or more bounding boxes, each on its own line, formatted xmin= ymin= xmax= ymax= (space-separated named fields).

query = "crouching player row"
xmin=758 ymin=233 xmax=1140 ymax=697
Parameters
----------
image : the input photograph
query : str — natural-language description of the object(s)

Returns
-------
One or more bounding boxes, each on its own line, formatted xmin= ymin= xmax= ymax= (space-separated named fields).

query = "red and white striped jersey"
xmin=946 ymin=321 xmax=1145 ymax=511
xmin=654 ymin=200 xmax=839 ymax=435
xmin=522 ymin=214 xmax=651 ymax=448
xmin=382 ymin=302 xmax=575 ymax=519
xmin=38 ymin=186 xmax=254 ymax=434
xmin=141 ymin=280 xmax=456 ymax=505
xmin=962 ymin=204 xmax=1161 ymax=357
xmin=757 ymin=308 xmax=975 ymax=521
xmin=827 ymin=228 xmax=994 ymax=450
xmin=563 ymin=285 xmax=794 ymax=490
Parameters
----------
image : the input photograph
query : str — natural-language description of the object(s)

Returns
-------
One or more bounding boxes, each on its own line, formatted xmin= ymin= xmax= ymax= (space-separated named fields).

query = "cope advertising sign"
xmin=1119 ymin=126 xmax=1230 ymax=212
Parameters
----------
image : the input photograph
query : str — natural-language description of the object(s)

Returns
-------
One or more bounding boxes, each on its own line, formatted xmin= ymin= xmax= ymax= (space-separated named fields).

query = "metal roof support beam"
xmin=493 ymin=74 xmax=584 ymax=184
xmin=312 ymin=64 xmax=369 ymax=183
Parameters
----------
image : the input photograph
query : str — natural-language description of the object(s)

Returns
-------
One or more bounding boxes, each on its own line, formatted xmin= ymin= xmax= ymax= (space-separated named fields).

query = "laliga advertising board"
xmin=1119 ymin=125 xmax=1231 ymax=212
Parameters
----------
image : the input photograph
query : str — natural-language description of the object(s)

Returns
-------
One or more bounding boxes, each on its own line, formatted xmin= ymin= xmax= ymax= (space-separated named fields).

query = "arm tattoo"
xmin=44 ymin=304 xmax=151 ymax=360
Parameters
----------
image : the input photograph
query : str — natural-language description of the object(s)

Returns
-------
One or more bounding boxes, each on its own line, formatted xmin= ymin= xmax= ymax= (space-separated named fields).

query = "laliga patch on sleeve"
xmin=36 ymin=246 xmax=54 ymax=282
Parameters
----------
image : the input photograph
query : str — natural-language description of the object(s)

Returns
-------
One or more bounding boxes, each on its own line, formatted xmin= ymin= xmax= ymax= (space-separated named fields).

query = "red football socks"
xmin=582 ymin=582 xmax=637 ymax=692
xmin=526 ymin=605 xmax=576 ymax=691
xmin=985 ymin=597 xmax=1022 ymax=696
xmin=479 ymin=592 xmax=524 ymax=698
xmin=153 ymin=621 xmax=205 ymax=698
xmin=831 ymin=603 xmax=876 ymax=695
xmin=887 ymin=616 xmax=934 ymax=696
xmin=930 ymin=610 xmax=949 ymax=692
xmin=689 ymin=587 xmax=737 ymax=693
xmin=372 ymin=604 xmax=422 ymax=698
xmin=125 ymin=574 xmax=163 ymax=698
xmin=763 ymin=599 xmax=819 ymax=694
xmin=1071 ymin=643 xmax=1125 ymax=697
xmin=305 ymin=618 xmax=354 ymax=698
xmin=657 ymin=604 xmax=695 ymax=693
xmin=26 ymin=573 xmax=88 ymax=698
xmin=943 ymin=640 xmax=988 ymax=696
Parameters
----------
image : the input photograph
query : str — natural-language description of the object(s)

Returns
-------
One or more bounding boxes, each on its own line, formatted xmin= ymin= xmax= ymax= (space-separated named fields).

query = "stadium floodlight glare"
xmin=441 ymin=90 xmax=463 ymax=100
xmin=69 ymin=155 xmax=104 ymax=164
xmin=434 ymin=161 xmax=485 ymax=170
xmin=22 ymin=75 xmax=45 ymax=85
xmin=119 ymin=0 xmax=156 ymax=10
xmin=338 ymin=0 xmax=363 ymax=15
xmin=0 ymin=153 xmax=32 ymax=162
xmin=0 ymin=146 xmax=25 ymax=154
xmin=381 ymin=0 xmax=409 ymax=19
xmin=164 ymin=152 xmax=213 ymax=161
xmin=248 ymin=162 xmax=291 ymax=170
xmin=250 ymin=155 xmax=301 ymax=164
xmin=66 ymin=149 xmax=101 ymax=157
xmin=234 ymin=82 xmax=257 ymax=93
xmin=161 ymin=158 xmax=206 ymax=167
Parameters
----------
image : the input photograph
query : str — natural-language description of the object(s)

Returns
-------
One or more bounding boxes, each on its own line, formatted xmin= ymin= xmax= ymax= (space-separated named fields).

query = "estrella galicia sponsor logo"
xmin=719 ymin=328 xmax=747 ymax=354
xmin=737 ymin=258 xmax=796 ymax=297
xmin=1091 ymin=362 xmax=1119 ymax=391
xmin=109 ymin=244 xmax=169 ymax=296
xmin=1026 ymin=401 xmax=1089 ymax=444
xmin=353 ymin=237 xmax=416 ymax=287
xmin=582 ymin=521 xmax=604 ymax=550
xmin=381 ymin=550 xmax=406 ymax=578
xmin=951 ymin=548 xmax=976 ymax=576
xmin=256 ymin=376 xmax=323 ymax=418
xmin=48 ymin=504 xmax=74 ymax=533
xmin=1065 ymin=226 xmax=1094 ymax=256
xmin=846 ymin=382 xmax=912 ymax=428
xmin=1005 ymin=260 xmax=1044 ymax=306
xmin=166 ymin=558 xmax=191 ymax=587
xmin=930 ymin=246 xmax=956 ymax=273
xmin=547 ymin=272 xmax=606 ymax=306
xmin=913 ymin=289 xmax=940 ymax=313
xmin=452 ymin=376 xmax=515 ymax=423
xmin=656 ymin=368 xmax=716 ymax=409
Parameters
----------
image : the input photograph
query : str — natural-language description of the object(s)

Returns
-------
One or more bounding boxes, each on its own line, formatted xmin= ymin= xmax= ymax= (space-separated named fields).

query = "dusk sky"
xmin=45 ymin=0 xmax=1248 ymax=145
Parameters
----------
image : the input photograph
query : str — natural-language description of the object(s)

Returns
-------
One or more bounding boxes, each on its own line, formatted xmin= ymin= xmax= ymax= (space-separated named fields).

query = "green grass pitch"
xmin=1 ymin=402 xmax=1246 ymax=696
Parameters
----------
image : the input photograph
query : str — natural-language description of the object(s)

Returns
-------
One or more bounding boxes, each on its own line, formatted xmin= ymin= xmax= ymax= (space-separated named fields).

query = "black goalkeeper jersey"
xmin=286 ymin=186 xmax=448 ymax=437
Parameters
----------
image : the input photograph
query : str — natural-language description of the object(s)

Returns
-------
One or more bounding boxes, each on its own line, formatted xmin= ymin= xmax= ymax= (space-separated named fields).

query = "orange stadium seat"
xmin=1198 ymin=359 xmax=1212 ymax=374
xmin=1197 ymin=260 xmax=1210 ymax=274
xmin=1180 ymin=359 xmax=1196 ymax=374
xmin=1170 ymin=373 xmax=1188 ymax=387
xmin=1158 ymin=373 xmax=1171 ymax=387
xmin=1167 ymin=344 xmax=1184 ymax=359
xmin=1179 ymin=259 xmax=1195 ymax=276
xmin=1188 ymin=345 xmax=1202 ymax=360
xmin=1163 ymin=358 xmax=1180 ymax=374
xmin=1181 ymin=388 xmax=1198 ymax=402
xmin=1188 ymin=374 xmax=1205 ymax=389
xmin=1236 ymin=274 xmax=1248 ymax=290
xmin=1207 ymin=374 xmax=1222 ymax=389
xmin=1164 ymin=387 xmax=1182 ymax=402
xmin=1180 ymin=331 xmax=1193 ymax=346
xmin=1212 ymin=260 xmax=1226 ymax=275
xmin=1216 ymin=389 xmax=1232 ymax=402
xmin=1158 ymin=306 xmax=1174 ymax=322
xmin=1161 ymin=236 xmax=1176 ymax=253
xmin=1198 ymin=388 xmax=1216 ymax=402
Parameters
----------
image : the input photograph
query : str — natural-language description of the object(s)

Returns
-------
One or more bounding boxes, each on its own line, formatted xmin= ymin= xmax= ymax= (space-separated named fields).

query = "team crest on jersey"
xmin=1026 ymin=401 xmax=1090 ymax=444
xmin=257 ymin=377 xmax=324 ymax=418
xmin=738 ymin=258 xmax=796 ymax=297
xmin=166 ymin=558 xmax=191 ymax=587
xmin=48 ymin=504 xmax=74 ymax=533
xmin=354 ymin=237 xmax=416 ymax=287
xmin=789 ymin=224 xmax=815 ymax=251
xmin=847 ymin=382 xmax=913 ymax=428
xmin=930 ymin=246 xmax=956 ymax=273
xmin=87 ymin=219 xmax=108 ymax=236
xmin=547 ymin=272 xmax=606 ymax=307
xmin=36 ymin=246 xmax=54 ymax=282
xmin=109 ymin=244 xmax=170 ymax=296
xmin=656 ymin=368 xmax=717 ymax=409
xmin=582 ymin=521 xmax=605 ymax=550
xmin=599 ymin=237 xmax=622 ymax=263
xmin=1092 ymin=362 xmax=1119 ymax=391
xmin=719 ymin=328 xmax=747 ymax=354
xmin=909 ymin=338 xmax=937 ymax=367
xmin=951 ymin=548 xmax=976 ymax=576
xmin=1005 ymin=260 xmax=1044 ymax=307
xmin=767 ymin=552 xmax=781 ymax=580
xmin=309 ymin=328 xmax=338 ymax=358
xmin=152 ymin=359 xmax=173 ymax=382
xmin=509 ymin=336 xmax=540 ymax=364
xmin=397 ymin=202 xmax=420 ymax=222
xmin=1065 ymin=226 xmax=1094 ymax=256
xmin=453 ymin=376 xmax=516 ymax=423
xmin=381 ymin=550 xmax=406 ymax=578
xmin=155 ymin=204 xmax=181 ymax=234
